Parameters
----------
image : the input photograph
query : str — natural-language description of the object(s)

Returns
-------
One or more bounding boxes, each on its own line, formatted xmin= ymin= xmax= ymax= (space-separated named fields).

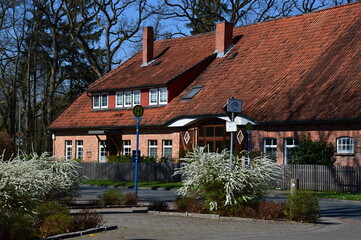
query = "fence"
xmin=80 ymin=163 xmax=361 ymax=192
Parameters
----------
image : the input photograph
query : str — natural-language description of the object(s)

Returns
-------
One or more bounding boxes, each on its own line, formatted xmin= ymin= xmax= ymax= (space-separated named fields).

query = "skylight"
xmin=182 ymin=86 xmax=203 ymax=100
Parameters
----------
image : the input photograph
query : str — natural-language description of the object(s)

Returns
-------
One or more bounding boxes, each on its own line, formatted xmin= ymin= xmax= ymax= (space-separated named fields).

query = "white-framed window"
xmin=93 ymin=94 xmax=100 ymax=108
xmin=99 ymin=140 xmax=107 ymax=163
xmin=337 ymin=137 xmax=354 ymax=154
xmin=101 ymin=93 xmax=108 ymax=108
xmin=284 ymin=138 xmax=298 ymax=164
xmin=65 ymin=140 xmax=72 ymax=160
xmin=162 ymin=140 xmax=172 ymax=159
xmin=159 ymin=87 xmax=168 ymax=104
xmin=76 ymin=140 xmax=83 ymax=159
xmin=123 ymin=140 xmax=131 ymax=155
xmin=148 ymin=140 xmax=158 ymax=159
xmin=149 ymin=89 xmax=158 ymax=105
xmin=116 ymin=92 xmax=123 ymax=107
xmin=264 ymin=138 xmax=277 ymax=160
xmin=133 ymin=90 xmax=141 ymax=105
xmin=124 ymin=91 xmax=132 ymax=107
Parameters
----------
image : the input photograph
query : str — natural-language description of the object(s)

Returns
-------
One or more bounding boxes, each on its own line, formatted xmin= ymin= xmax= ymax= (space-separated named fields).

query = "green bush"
xmin=38 ymin=213 xmax=74 ymax=238
xmin=35 ymin=201 xmax=69 ymax=226
xmin=122 ymin=192 xmax=139 ymax=205
xmin=284 ymin=191 xmax=320 ymax=223
xmin=98 ymin=188 xmax=124 ymax=206
xmin=0 ymin=211 xmax=37 ymax=240
xmin=292 ymin=136 xmax=334 ymax=165
xmin=175 ymin=197 xmax=208 ymax=214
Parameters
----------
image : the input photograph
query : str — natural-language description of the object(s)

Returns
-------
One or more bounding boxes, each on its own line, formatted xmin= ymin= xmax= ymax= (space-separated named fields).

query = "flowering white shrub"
xmin=174 ymin=148 xmax=281 ymax=211
xmin=0 ymin=152 xmax=83 ymax=214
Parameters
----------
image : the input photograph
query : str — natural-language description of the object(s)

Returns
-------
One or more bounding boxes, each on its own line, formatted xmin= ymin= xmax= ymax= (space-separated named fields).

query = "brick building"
xmin=48 ymin=2 xmax=361 ymax=166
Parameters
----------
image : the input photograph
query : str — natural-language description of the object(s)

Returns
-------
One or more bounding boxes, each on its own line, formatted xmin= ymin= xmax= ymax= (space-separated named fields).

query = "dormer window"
xmin=124 ymin=91 xmax=132 ymax=107
xmin=149 ymin=88 xmax=168 ymax=105
xmin=93 ymin=93 xmax=108 ymax=109
xmin=116 ymin=92 xmax=123 ymax=107
xmin=133 ymin=90 xmax=141 ymax=105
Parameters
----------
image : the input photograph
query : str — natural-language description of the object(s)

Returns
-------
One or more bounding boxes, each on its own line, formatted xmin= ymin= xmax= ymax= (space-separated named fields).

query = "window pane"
xmin=216 ymin=141 xmax=223 ymax=152
xmin=199 ymin=140 xmax=205 ymax=147
xmin=199 ymin=127 xmax=204 ymax=137
xmin=215 ymin=126 xmax=223 ymax=137
xmin=150 ymin=89 xmax=158 ymax=104
xmin=93 ymin=94 xmax=100 ymax=107
xmin=149 ymin=140 xmax=157 ymax=159
xmin=76 ymin=140 xmax=83 ymax=159
xmin=133 ymin=91 xmax=140 ymax=105
xmin=125 ymin=91 xmax=132 ymax=106
xmin=116 ymin=92 xmax=123 ymax=106
xmin=101 ymin=94 xmax=108 ymax=107
xmin=123 ymin=140 xmax=131 ymax=155
xmin=206 ymin=141 xmax=214 ymax=152
xmin=206 ymin=127 xmax=214 ymax=137
xmin=159 ymin=88 xmax=167 ymax=103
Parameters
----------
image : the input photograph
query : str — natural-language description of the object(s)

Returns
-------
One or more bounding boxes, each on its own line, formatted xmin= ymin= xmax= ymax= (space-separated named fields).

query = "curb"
xmin=44 ymin=225 xmax=118 ymax=240
xmin=81 ymin=184 xmax=177 ymax=191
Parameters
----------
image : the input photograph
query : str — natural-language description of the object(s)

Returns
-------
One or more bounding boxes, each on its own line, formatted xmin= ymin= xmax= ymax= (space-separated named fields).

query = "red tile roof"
xmin=48 ymin=2 xmax=361 ymax=130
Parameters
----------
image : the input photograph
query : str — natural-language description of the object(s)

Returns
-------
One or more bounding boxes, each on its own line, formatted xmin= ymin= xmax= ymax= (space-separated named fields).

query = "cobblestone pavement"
xmin=69 ymin=208 xmax=361 ymax=240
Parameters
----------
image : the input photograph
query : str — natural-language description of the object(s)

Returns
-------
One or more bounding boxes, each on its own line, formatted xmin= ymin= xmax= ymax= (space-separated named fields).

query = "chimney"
xmin=142 ymin=27 xmax=154 ymax=66
xmin=215 ymin=22 xmax=233 ymax=56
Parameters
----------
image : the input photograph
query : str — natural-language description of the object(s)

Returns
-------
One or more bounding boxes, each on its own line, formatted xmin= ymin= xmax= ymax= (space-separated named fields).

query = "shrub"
xmin=284 ymin=191 xmax=320 ymax=223
xmin=175 ymin=197 xmax=208 ymax=214
xmin=257 ymin=201 xmax=285 ymax=220
xmin=292 ymin=136 xmax=334 ymax=165
xmin=98 ymin=188 xmax=124 ymax=207
xmin=122 ymin=192 xmax=139 ymax=205
xmin=38 ymin=213 xmax=74 ymax=238
xmin=35 ymin=201 xmax=69 ymax=226
xmin=148 ymin=201 xmax=169 ymax=211
xmin=174 ymin=148 xmax=281 ymax=212
xmin=0 ymin=153 xmax=83 ymax=214
xmin=0 ymin=211 xmax=37 ymax=240
xmin=73 ymin=209 xmax=104 ymax=231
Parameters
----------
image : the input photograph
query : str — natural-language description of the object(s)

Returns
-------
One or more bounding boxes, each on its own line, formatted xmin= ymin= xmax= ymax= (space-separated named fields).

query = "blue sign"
xmin=132 ymin=150 xmax=141 ymax=163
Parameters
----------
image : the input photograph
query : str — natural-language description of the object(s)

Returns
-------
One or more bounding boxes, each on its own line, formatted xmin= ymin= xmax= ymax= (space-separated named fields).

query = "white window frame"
xmin=76 ymin=140 xmax=83 ymax=159
xmin=284 ymin=138 xmax=298 ymax=164
xmin=65 ymin=140 xmax=72 ymax=160
xmin=93 ymin=94 xmax=100 ymax=109
xmin=101 ymin=93 xmax=108 ymax=108
xmin=162 ymin=140 xmax=172 ymax=159
xmin=116 ymin=92 xmax=123 ymax=107
xmin=148 ymin=140 xmax=158 ymax=159
xmin=263 ymin=138 xmax=277 ymax=160
xmin=99 ymin=140 xmax=107 ymax=163
xmin=133 ymin=90 xmax=141 ymax=106
xmin=123 ymin=140 xmax=131 ymax=155
xmin=149 ymin=88 xmax=158 ymax=105
xmin=124 ymin=91 xmax=132 ymax=107
xmin=337 ymin=137 xmax=354 ymax=154
xmin=159 ymin=87 xmax=168 ymax=105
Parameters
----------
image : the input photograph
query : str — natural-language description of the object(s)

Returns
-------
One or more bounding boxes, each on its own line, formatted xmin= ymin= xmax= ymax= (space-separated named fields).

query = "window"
xmin=116 ymin=92 xmax=123 ymax=107
xmin=148 ymin=140 xmax=158 ymax=159
xmin=123 ymin=140 xmax=131 ymax=155
xmin=337 ymin=137 xmax=354 ymax=154
xmin=284 ymin=138 xmax=298 ymax=164
xmin=198 ymin=124 xmax=230 ymax=152
xmin=93 ymin=94 xmax=100 ymax=108
xmin=101 ymin=93 xmax=108 ymax=108
xmin=182 ymin=86 xmax=203 ymax=100
xmin=124 ymin=91 xmax=132 ymax=107
xmin=76 ymin=140 xmax=83 ymax=159
xmin=264 ymin=138 xmax=277 ymax=160
xmin=99 ymin=140 xmax=107 ymax=163
xmin=159 ymin=88 xmax=168 ymax=104
xmin=65 ymin=140 xmax=72 ymax=160
xmin=149 ymin=89 xmax=158 ymax=105
xmin=162 ymin=140 xmax=172 ymax=159
xmin=133 ymin=90 xmax=141 ymax=105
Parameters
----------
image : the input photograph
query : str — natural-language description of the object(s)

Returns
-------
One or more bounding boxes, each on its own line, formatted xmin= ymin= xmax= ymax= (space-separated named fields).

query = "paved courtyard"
xmin=69 ymin=207 xmax=361 ymax=240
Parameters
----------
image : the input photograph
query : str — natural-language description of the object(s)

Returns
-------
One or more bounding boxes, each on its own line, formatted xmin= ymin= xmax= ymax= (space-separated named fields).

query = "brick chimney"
xmin=142 ymin=27 xmax=154 ymax=66
xmin=215 ymin=22 xmax=233 ymax=57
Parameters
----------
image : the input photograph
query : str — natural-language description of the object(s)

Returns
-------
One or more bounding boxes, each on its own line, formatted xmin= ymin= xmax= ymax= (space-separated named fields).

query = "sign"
xmin=16 ymin=138 xmax=23 ymax=146
xmin=245 ymin=122 xmax=253 ymax=131
xmin=227 ymin=99 xmax=242 ymax=113
xmin=226 ymin=121 xmax=237 ymax=132
xmin=132 ymin=150 xmax=141 ymax=163
xmin=16 ymin=131 xmax=24 ymax=138
xmin=236 ymin=130 xmax=244 ymax=144
xmin=133 ymin=105 xmax=144 ymax=117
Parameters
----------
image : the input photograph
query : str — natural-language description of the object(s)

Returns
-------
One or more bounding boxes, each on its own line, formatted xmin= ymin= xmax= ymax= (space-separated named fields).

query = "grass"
xmin=314 ymin=191 xmax=361 ymax=201
xmin=82 ymin=180 xmax=182 ymax=189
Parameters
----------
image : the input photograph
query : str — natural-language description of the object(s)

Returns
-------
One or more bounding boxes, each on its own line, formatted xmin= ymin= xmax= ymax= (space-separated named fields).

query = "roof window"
xmin=182 ymin=86 xmax=203 ymax=100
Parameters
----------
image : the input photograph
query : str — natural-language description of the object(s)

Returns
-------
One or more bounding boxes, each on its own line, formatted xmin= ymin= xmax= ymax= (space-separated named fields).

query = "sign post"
xmin=133 ymin=105 xmax=144 ymax=195
xmin=224 ymin=98 xmax=242 ymax=168
xmin=245 ymin=122 xmax=253 ymax=168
